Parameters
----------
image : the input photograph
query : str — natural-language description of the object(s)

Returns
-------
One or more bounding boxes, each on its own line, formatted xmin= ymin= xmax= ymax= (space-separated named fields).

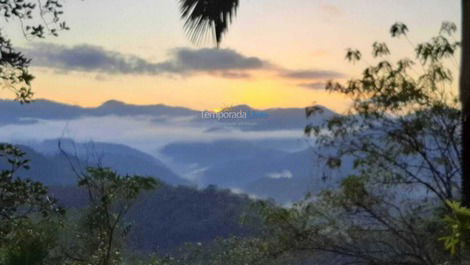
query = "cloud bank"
xmin=24 ymin=43 xmax=266 ymax=78
xmin=23 ymin=43 xmax=345 ymax=82
xmin=1 ymin=115 xmax=303 ymax=154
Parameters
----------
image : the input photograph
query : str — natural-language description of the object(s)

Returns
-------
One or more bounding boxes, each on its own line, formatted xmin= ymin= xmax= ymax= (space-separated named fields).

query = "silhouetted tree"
xmin=0 ymin=144 xmax=64 ymax=264
xmin=178 ymin=0 xmax=239 ymax=47
xmin=0 ymin=0 xmax=68 ymax=102
xmin=248 ymin=23 xmax=464 ymax=265
xmin=63 ymin=167 xmax=158 ymax=265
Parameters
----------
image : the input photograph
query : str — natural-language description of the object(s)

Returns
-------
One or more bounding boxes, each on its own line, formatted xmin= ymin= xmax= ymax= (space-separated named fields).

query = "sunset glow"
xmin=1 ymin=0 xmax=460 ymax=111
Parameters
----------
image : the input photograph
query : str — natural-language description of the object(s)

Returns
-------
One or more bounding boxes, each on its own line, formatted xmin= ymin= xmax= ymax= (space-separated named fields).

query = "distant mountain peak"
xmin=100 ymin=100 xmax=127 ymax=107
xmin=229 ymin=104 xmax=253 ymax=111
xmin=98 ymin=100 xmax=192 ymax=111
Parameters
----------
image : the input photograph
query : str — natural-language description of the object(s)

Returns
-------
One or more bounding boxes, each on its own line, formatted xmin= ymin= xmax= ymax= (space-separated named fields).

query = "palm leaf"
xmin=179 ymin=0 xmax=239 ymax=46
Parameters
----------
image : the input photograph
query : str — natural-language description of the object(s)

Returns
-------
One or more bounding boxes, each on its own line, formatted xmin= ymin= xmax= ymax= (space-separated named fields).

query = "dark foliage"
xmin=179 ymin=0 xmax=239 ymax=46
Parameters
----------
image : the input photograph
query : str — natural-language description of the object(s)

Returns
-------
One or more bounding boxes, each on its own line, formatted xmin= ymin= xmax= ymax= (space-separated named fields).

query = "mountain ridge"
xmin=0 ymin=98 xmax=334 ymax=114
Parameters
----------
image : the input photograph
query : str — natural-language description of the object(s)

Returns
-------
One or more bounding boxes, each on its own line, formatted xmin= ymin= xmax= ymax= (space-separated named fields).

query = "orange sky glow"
xmin=0 ymin=0 xmax=460 ymax=112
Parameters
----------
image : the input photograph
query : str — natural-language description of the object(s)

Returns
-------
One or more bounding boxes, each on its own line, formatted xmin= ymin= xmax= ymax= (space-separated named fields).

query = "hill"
xmin=3 ymin=139 xmax=188 ymax=186
xmin=49 ymin=184 xmax=261 ymax=253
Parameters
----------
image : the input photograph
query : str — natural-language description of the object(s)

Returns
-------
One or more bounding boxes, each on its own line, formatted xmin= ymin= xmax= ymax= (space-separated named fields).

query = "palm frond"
xmin=179 ymin=0 xmax=239 ymax=47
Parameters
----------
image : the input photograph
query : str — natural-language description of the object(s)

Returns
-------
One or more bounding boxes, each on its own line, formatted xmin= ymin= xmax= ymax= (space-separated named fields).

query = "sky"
xmin=1 ymin=0 xmax=461 ymax=111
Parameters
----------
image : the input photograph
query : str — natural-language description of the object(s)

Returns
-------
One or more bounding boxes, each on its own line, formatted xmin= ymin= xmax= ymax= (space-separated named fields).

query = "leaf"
xmin=390 ymin=22 xmax=408 ymax=38
xmin=179 ymin=0 xmax=239 ymax=46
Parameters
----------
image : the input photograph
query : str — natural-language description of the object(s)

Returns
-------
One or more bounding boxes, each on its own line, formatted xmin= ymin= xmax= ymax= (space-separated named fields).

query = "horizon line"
xmin=0 ymin=97 xmax=330 ymax=112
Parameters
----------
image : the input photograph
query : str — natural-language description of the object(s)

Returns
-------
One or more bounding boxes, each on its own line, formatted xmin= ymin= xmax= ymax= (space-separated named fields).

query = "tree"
xmin=62 ymin=167 xmax=158 ymax=265
xmin=0 ymin=2 xmax=70 ymax=263
xmin=309 ymin=21 xmax=461 ymax=203
xmin=251 ymin=22 xmax=464 ymax=265
xmin=0 ymin=144 xmax=64 ymax=265
xmin=178 ymin=0 xmax=239 ymax=47
xmin=441 ymin=201 xmax=470 ymax=258
xmin=0 ymin=0 xmax=68 ymax=102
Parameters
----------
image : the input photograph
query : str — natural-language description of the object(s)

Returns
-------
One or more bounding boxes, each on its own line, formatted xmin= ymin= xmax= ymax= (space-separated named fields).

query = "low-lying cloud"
xmin=1 ymin=115 xmax=303 ymax=154
xmin=267 ymin=170 xmax=293 ymax=179
xmin=23 ymin=43 xmax=266 ymax=78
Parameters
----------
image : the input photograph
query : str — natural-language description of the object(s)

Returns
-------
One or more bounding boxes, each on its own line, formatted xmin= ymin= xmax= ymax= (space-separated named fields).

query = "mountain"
xmin=92 ymin=100 xmax=198 ymax=117
xmin=0 ymin=99 xmax=198 ymax=125
xmin=199 ymin=104 xmax=335 ymax=131
xmin=199 ymin=148 xmax=345 ymax=202
xmin=1 ymin=99 xmax=344 ymax=201
xmin=6 ymin=138 xmax=339 ymax=202
xmin=197 ymin=147 xmax=291 ymax=187
xmin=159 ymin=137 xmax=359 ymax=203
xmin=6 ymin=139 xmax=188 ymax=186
xmin=160 ymin=140 xmax=287 ymax=168
xmin=8 ymin=145 xmax=78 ymax=185
xmin=127 ymin=185 xmax=260 ymax=252
xmin=0 ymin=99 xmax=84 ymax=125
xmin=0 ymin=99 xmax=337 ymax=131
xmin=245 ymin=175 xmax=319 ymax=203
xmin=234 ymin=105 xmax=336 ymax=131
xmin=49 ymin=184 xmax=261 ymax=253
xmin=2 ymin=139 xmax=263 ymax=253
xmin=5 ymin=137 xmax=344 ymax=203
xmin=159 ymin=140 xmax=346 ymax=202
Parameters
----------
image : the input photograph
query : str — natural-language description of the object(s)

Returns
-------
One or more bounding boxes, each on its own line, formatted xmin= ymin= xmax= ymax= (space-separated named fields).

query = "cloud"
xmin=23 ymin=43 xmax=266 ymax=78
xmin=23 ymin=43 xmax=345 ymax=81
xmin=169 ymin=48 xmax=264 ymax=72
xmin=25 ymin=44 xmax=156 ymax=74
xmin=299 ymin=82 xmax=326 ymax=90
xmin=1 ymin=115 xmax=302 ymax=154
xmin=281 ymin=70 xmax=344 ymax=79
